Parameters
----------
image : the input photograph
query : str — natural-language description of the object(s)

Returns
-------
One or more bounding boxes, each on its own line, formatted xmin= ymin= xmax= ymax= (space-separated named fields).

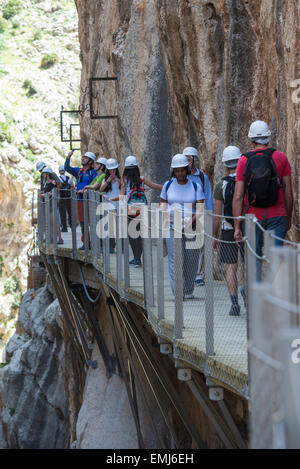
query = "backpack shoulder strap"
xmin=222 ymin=176 xmax=233 ymax=182
xmin=165 ymin=179 xmax=173 ymax=193
xmin=192 ymin=181 xmax=198 ymax=195
xmin=198 ymin=170 xmax=205 ymax=192
xmin=244 ymin=148 xmax=276 ymax=159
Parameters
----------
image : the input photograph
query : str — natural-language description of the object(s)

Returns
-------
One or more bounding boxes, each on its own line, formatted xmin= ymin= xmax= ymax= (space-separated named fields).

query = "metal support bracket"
xmin=89 ymin=75 xmax=119 ymax=120
xmin=160 ymin=343 xmax=172 ymax=355
xmin=177 ymin=368 xmax=192 ymax=382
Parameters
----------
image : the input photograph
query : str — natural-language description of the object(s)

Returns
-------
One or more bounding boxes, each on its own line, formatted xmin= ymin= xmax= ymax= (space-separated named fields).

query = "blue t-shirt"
xmin=65 ymin=159 xmax=97 ymax=197
xmin=188 ymin=169 xmax=214 ymax=211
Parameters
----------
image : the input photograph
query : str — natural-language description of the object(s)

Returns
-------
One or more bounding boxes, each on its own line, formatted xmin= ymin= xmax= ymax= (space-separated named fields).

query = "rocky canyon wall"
xmin=0 ymin=283 xmax=86 ymax=449
xmin=75 ymin=0 xmax=300 ymax=221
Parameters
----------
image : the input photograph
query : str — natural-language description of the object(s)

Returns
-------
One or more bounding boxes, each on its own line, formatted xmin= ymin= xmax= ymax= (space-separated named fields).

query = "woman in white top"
xmin=160 ymin=154 xmax=205 ymax=300
xmin=100 ymin=158 xmax=121 ymax=253
xmin=115 ymin=156 xmax=162 ymax=267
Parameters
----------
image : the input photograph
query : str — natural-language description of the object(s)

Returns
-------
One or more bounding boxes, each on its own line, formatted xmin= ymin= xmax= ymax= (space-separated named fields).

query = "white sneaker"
xmin=184 ymin=293 xmax=194 ymax=300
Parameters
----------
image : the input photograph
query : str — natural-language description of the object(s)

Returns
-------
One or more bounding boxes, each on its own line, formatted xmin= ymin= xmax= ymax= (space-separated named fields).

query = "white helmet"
xmin=125 ymin=155 xmax=138 ymax=168
xmin=59 ymin=165 xmax=65 ymax=172
xmin=106 ymin=158 xmax=119 ymax=170
xmin=222 ymin=146 xmax=242 ymax=166
xmin=96 ymin=157 xmax=107 ymax=166
xmin=183 ymin=147 xmax=198 ymax=159
xmin=84 ymin=151 xmax=96 ymax=162
xmin=42 ymin=166 xmax=53 ymax=174
xmin=36 ymin=161 xmax=46 ymax=172
xmin=248 ymin=120 xmax=271 ymax=139
xmin=171 ymin=154 xmax=189 ymax=169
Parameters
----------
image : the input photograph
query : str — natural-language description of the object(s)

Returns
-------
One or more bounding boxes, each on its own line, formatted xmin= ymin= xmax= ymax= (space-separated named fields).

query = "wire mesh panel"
xmin=249 ymin=246 xmax=300 ymax=449
xmin=211 ymin=227 xmax=247 ymax=390
xmin=37 ymin=178 xmax=300 ymax=414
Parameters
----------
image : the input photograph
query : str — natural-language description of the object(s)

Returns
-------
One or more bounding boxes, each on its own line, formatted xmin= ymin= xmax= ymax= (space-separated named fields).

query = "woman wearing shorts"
xmin=212 ymin=146 xmax=243 ymax=316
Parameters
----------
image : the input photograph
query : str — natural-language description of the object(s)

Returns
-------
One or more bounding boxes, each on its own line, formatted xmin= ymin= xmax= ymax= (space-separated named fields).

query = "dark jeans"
xmin=128 ymin=217 xmax=143 ymax=261
xmin=255 ymin=216 xmax=287 ymax=281
xmin=59 ymin=198 xmax=72 ymax=230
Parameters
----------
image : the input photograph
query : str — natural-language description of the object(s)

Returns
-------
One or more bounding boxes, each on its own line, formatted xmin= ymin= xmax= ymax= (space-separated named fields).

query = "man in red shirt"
xmin=233 ymin=120 xmax=293 ymax=277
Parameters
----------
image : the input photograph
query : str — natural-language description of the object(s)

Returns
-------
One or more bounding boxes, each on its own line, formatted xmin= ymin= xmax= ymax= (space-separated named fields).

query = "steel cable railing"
xmin=37 ymin=190 xmax=299 ymax=397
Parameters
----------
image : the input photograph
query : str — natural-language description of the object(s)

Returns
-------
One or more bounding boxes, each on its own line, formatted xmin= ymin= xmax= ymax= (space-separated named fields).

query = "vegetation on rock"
xmin=0 ymin=0 xmax=81 ymax=351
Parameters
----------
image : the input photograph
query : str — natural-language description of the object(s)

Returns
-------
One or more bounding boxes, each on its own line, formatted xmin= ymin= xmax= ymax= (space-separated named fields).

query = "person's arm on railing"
xmin=100 ymin=177 xmax=110 ymax=193
xmin=213 ymin=199 xmax=222 ymax=250
xmin=233 ymin=180 xmax=244 ymax=242
xmin=282 ymin=175 xmax=293 ymax=231
xmin=83 ymin=182 xmax=101 ymax=193
xmin=143 ymin=177 xmax=163 ymax=191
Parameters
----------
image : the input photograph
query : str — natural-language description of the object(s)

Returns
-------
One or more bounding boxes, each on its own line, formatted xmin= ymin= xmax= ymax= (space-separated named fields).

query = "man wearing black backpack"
xmin=233 ymin=120 xmax=293 ymax=280
xmin=213 ymin=146 xmax=243 ymax=316
xmin=58 ymin=165 xmax=74 ymax=232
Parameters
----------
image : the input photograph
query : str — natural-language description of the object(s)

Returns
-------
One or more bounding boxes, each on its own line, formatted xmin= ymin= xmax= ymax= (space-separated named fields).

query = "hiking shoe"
xmin=184 ymin=293 xmax=195 ymax=300
xmin=79 ymin=245 xmax=85 ymax=250
xmin=57 ymin=239 xmax=64 ymax=245
xmin=240 ymin=286 xmax=246 ymax=308
xmin=134 ymin=259 xmax=142 ymax=268
xmin=129 ymin=258 xmax=136 ymax=265
xmin=229 ymin=304 xmax=240 ymax=316
xmin=195 ymin=278 xmax=205 ymax=286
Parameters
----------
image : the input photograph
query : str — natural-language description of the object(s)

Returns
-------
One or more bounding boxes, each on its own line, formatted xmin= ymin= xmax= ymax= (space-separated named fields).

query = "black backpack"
xmin=222 ymin=176 xmax=236 ymax=227
xmin=243 ymin=148 xmax=280 ymax=212
xmin=60 ymin=175 xmax=71 ymax=199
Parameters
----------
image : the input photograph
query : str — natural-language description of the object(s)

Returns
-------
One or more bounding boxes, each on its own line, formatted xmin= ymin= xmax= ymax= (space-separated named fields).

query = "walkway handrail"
xmin=36 ymin=189 xmax=299 ymax=398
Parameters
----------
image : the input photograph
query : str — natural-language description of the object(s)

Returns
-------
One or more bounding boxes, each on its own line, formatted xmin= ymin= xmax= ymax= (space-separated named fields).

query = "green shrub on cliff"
xmin=0 ymin=120 xmax=13 ymax=143
xmin=40 ymin=53 xmax=58 ymax=69
xmin=2 ymin=0 xmax=22 ymax=20
xmin=3 ymin=276 xmax=20 ymax=295
xmin=23 ymin=79 xmax=37 ymax=97
xmin=0 ymin=15 xmax=9 ymax=33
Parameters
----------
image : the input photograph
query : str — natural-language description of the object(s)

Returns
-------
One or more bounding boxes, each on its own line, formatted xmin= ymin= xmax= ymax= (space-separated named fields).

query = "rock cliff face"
xmin=0 ymin=285 xmax=85 ymax=448
xmin=76 ymin=0 xmax=300 ymax=220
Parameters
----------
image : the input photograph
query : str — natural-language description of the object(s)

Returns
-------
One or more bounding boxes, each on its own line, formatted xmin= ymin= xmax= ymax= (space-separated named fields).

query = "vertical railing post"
xmin=288 ymin=248 xmax=298 ymax=328
xmin=245 ymin=214 xmax=257 ymax=341
xmin=296 ymin=245 xmax=300 ymax=328
xmin=103 ymin=208 xmax=110 ymax=278
xmin=157 ymin=209 xmax=165 ymax=320
xmin=264 ymin=230 xmax=275 ymax=282
xmin=95 ymin=192 xmax=101 ymax=263
xmin=204 ymin=210 xmax=214 ymax=356
xmin=37 ymin=190 xmax=44 ymax=248
xmin=83 ymin=191 xmax=89 ymax=258
xmin=90 ymin=191 xmax=96 ymax=261
xmin=71 ymin=188 xmax=77 ymax=259
xmin=45 ymin=193 xmax=51 ymax=255
xmin=52 ymin=188 xmax=58 ymax=253
xmin=123 ymin=204 xmax=130 ymax=296
xmin=174 ymin=207 xmax=183 ymax=339
xmin=142 ymin=206 xmax=154 ymax=309
xmin=116 ymin=204 xmax=123 ymax=294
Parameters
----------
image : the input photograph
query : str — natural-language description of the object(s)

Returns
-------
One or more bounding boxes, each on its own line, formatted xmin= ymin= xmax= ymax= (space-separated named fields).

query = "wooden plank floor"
xmin=51 ymin=227 xmax=248 ymax=395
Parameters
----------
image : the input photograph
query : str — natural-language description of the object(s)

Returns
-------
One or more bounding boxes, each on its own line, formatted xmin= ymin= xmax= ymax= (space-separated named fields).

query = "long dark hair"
xmin=103 ymin=168 xmax=121 ymax=192
xmin=123 ymin=167 xmax=141 ymax=189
